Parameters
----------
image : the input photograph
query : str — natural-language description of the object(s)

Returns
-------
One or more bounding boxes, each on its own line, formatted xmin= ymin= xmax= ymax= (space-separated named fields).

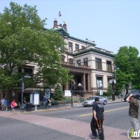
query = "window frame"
xmin=68 ymin=42 xmax=73 ymax=53
xmin=75 ymin=44 xmax=79 ymax=51
xmin=106 ymin=61 xmax=112 ymax=72
xmin=83 ymin=58 xmax=88 ymax=66
xmin=95 ymin=58 xmax=102 ymax=70
xmin=77 ymin=59 xmax=81 ymax=66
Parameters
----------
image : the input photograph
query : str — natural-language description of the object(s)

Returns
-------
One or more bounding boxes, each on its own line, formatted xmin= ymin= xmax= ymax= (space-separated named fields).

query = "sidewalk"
xmin=0 ymin=99 xmax=129 ymax=140
xmin=0 ymin=111 xmax=128 ymax=140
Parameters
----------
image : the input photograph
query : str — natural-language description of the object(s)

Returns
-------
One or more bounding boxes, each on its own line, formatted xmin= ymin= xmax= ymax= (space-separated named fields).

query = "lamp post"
xmin=78 ymin=83 xmax=82 ymax=96
xmin=109 ymin=79 xmax=116 ymax=101
xmin=21 ymin=67 xmax=24 ymax=106
xmin=70 ymin=81 xmax=74 ymax=107
xmin=21 ymin=67 xmax=31 ymax=106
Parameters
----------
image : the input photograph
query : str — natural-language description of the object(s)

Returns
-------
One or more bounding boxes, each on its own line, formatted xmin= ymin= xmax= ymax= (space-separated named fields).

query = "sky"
xmin=0 ymin=0 xmax=140 ymax=54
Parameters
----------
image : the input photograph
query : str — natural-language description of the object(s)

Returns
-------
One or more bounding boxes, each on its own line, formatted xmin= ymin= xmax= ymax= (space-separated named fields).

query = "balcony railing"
xmin=62 ymin=61 xmax=90 ymax=68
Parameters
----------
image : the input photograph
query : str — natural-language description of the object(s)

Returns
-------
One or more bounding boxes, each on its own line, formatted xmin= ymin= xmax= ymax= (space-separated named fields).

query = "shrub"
xmin=53 ymin=84 xmax=64 ymax=100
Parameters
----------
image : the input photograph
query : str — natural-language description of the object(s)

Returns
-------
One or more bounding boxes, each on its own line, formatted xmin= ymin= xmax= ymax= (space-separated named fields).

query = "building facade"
xmin=53 ymin=19 xmax=114 ymax=97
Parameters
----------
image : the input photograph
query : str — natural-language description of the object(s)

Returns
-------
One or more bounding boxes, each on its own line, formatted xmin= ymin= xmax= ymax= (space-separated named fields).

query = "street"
xmin=30 ymin=101 xmax=135 ymax=130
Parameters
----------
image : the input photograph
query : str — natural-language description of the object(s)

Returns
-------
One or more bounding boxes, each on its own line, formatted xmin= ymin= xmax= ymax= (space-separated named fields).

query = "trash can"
xmin=26 ymin=103 xmax=32 ymax=111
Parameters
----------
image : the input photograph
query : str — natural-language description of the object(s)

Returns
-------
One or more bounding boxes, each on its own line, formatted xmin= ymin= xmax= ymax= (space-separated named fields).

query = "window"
xmin=82 ymin=46 xmax=85 ymax=50
xmin=107 ymin=61 xmax=112 ymax=72
xmin=96 ymin=58 xmax=102 ymax=70
xmin=75 ymin=44 xmax=79 ymax=51
xmin=18 ymin=67 xmax=33 ymax=75
xmin=83 ymin=58 xmax=88 ymax=66
xmin=77 ymin=60 xmax=81 ymax=66
xmin=69 ymin=42 xmax=73 ymax=53
xmin=69 ymin=58 xmax=73 ymax=64
xmin=61 ymin=55 xmax=65 ymax=62
xmin=96 ymin=77 xmax=103 ymax=89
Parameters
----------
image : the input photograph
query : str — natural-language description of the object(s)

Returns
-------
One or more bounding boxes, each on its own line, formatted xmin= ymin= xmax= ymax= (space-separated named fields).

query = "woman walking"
xmin=11 ymin=99 xmax=17 ymax=115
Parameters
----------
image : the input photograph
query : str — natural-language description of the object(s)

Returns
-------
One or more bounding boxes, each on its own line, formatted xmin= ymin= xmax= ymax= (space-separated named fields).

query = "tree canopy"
xmin=0 ymin=2 xmax=71 ymax=94
xmin=114 ymin=46 xmax=140 ymax=94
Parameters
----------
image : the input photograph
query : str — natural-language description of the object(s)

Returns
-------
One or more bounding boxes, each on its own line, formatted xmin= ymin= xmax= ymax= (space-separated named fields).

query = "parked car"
xmin=124 ymin=91 xmax=140 ymax=101
xmin=82 ymin=96 xmax=107 ymax=107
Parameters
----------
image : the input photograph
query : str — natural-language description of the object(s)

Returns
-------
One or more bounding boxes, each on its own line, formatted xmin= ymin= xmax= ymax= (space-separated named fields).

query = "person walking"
xmin=43 ymin=95 xmax=47 ymax=107
xmin=23 ymin=97 xmax=26 ymax=108
xmin=90 ymin=97 xmax=105 ymax=140
xmin=11 ymin=99 xmax=17 ymax=115
xmin=126 ymin=94 xmax=140 ymax=132
xmin=1 ymin=97 xmax=6 ymax=111
xmin=47 ymin=98 xmax=51 ymax=108
xmin=4 ymin=98 xmax=9 ymax=111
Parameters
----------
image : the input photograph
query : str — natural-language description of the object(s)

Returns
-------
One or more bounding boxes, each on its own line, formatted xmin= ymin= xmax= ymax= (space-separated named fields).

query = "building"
xmin=53 ymin=19 xmax=114 ymax=97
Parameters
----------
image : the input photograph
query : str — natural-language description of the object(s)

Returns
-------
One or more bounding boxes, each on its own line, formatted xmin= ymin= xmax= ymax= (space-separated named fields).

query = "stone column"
xmin=88 ymin=73 xmax=91 ymax=92
xmin=82 ymin=73 xmax=86 ymax=91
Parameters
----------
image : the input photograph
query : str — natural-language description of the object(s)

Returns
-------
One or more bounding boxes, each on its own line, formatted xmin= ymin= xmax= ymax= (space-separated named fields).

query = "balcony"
xmin=61 ymin=61 xmax=90 ymax=69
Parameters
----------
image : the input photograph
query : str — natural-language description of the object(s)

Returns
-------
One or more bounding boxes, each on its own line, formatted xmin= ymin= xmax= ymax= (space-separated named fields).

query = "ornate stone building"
xmin=53 ymin=19 xmax=114 ymax=97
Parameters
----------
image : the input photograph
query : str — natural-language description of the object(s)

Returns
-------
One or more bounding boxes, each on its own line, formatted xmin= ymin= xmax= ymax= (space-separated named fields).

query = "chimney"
xmin=63 ymin=21 xmax=67 ymax=31
xmin=53 ymin=18 xmax=58 ymax=28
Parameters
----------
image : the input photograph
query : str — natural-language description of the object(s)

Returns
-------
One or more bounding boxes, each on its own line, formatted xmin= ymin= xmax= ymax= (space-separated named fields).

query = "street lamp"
xmin=70 ymin=81 xmax=74 ymax=107
xmin=21 ymin=67 xmax=24 ymax=106
xmin=21 ymin=67 xmax=31 ymax=106
xmin=78 ymin=83 xmax=82 ymax=96
xmin=109 ymin=79 xmax=116 ymax=101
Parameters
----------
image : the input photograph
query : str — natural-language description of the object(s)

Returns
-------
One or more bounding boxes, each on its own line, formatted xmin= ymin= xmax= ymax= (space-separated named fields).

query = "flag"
xmin=59 ymin=11 xmax=62 ymax=17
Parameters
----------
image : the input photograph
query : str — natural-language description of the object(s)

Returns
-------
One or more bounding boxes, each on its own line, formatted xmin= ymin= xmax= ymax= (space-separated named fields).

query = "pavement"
xmin=0 ymin=98 xmax=131 ymax=140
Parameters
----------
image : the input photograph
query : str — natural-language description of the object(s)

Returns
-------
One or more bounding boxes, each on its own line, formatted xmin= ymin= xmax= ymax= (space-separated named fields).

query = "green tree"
xmin=53 ymin=84 xmax=64 ymax=100
xmin=114 ymin=46 xmax=139 ymax=95
xmin=132 ymin=57 xmax=140 ymax=89
xmin=106 ymin=84 xmax=112 ymax=96
xmin=0 ymin=2 xmax=71 ymax=98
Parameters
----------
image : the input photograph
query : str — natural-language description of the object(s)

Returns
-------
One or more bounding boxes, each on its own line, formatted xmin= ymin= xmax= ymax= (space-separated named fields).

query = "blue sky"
xmin=0 ymin=0 xmax=140 ymax=54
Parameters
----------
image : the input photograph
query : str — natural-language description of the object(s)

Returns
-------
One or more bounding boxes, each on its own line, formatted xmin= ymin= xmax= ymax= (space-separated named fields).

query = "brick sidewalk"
xmin=0 ymin=111 xmax=129 ymax=140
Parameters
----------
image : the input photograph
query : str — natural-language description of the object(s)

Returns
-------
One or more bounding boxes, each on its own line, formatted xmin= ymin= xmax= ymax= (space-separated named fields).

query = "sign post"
xmin=33 ymin=92 xmax=39 ymax=111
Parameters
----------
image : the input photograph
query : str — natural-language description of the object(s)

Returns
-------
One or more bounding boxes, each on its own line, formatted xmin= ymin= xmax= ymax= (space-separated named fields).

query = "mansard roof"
xmin=54 ymin=28 xmax=96 ymax=47
xmin=73 ymin=48 xmax=114 ymax=57
xmin=52 ymin=25 xmax=114 ymax=57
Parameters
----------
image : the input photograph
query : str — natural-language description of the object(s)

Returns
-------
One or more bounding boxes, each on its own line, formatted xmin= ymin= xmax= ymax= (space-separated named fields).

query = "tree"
xmin=114 ymin=46 xmax=139 ymax=95
xmin=0 ymin=2 xmax=71 ymax=98
xmin=53 ymin=84 xmax=64 ymax=100
xmin=132 ymin=56 xmax=140 ymax=89
xmin=106 ymin=84 xmax=112 ymax=96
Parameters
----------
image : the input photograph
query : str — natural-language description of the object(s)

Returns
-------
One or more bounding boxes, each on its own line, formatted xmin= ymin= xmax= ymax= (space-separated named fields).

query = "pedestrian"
xmin=1 ymin=97 xmax=6 ymax=111
xmin=43 ymin=95 xmax=47 ymax=107
xmin=126 ymin=94 xmax=140 ymax=132
xmin=90 ymin=97 xmax=105 ymax=140
xmin=4 ymin=98 xmax=9 ymax=111
xmin=23 ymin=97 xmax=26 ymax=108
xmin=11 ymin=99 xmax=17 ymax=115
xmin=47 ymin=98 xmax=51 ymax=108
